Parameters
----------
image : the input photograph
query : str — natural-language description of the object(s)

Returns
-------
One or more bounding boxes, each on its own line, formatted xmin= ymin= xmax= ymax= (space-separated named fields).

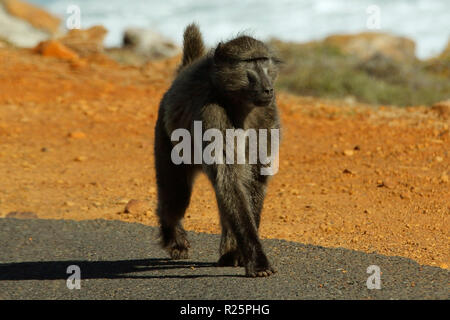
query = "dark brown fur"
xmin=154 ymin=23 xmax=281 ymax=277
xmin=179 ymin=23 xmax=205 ymax=71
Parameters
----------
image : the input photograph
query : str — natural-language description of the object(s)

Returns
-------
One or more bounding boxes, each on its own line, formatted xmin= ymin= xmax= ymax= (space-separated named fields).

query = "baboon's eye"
xmin=247 ymin=70 xmax=258 ymax=83
xmin=242 ymin=57 xmax=269 ymax=63
xmin=271 ymin=57 xmax=283 ymax=65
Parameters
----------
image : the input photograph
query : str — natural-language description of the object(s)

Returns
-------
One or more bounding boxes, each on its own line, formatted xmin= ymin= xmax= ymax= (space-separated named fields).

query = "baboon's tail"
xmin=180 ymin=23 xmax=205 ymax=70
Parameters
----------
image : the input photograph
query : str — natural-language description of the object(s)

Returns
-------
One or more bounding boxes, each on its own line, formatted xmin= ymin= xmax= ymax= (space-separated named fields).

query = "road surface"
xmin=0 ymin=218 xmax=447 ymax=299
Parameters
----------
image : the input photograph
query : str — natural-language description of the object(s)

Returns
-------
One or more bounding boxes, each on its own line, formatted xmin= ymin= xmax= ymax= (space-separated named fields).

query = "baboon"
xmin=154 ymin=23 xmax=281 ymax=277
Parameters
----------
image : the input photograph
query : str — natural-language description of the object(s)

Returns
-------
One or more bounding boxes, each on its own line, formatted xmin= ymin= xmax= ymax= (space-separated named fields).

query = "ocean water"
xmin=28 ymin=0 xmax=450 ymax=59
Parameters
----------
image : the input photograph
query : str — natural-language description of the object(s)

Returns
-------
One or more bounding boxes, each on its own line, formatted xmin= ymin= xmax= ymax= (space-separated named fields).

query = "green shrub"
xmin=272 ymin=40 xmax=450 ymax=106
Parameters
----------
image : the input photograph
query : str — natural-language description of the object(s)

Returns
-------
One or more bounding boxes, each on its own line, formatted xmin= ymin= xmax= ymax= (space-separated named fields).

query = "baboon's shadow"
xmin=0 ymin=258 xmax=244 ymax=280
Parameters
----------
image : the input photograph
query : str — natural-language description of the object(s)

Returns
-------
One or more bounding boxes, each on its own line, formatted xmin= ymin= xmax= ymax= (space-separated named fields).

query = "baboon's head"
xmin=212 ymin=36 xmax=281 ymax=107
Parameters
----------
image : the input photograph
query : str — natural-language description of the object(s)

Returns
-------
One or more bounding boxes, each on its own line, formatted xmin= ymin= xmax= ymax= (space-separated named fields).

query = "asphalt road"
xmin=0 ymin=218 xmax=448 ymax=299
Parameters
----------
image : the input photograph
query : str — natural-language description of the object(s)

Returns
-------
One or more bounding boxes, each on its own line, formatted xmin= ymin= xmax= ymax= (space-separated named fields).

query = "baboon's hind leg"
xmin=156 ymin=165 xmax=193 ymax=259
xmin=155 ymin=125 xmax=193 ymax=259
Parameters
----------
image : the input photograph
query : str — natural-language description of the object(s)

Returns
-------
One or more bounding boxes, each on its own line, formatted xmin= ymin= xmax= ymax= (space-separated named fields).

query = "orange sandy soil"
xmin=0 ymin=47 xmax=448 ymax=269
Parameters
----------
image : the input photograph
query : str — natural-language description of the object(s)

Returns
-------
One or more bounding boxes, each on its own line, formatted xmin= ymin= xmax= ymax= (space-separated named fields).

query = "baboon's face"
xmin=212 ymin=37 xmax=280 ymax=107
xmin=244 ymin=58 xmax=278 ymax=106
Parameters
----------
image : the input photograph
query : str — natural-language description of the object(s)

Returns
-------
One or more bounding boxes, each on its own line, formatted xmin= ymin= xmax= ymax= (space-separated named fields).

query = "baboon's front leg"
xmin=217 ymin=218 xmax=244 ymax=267
xmin=207 ymin=164 xmax=275 ymax=277
xmin=218 ymin=172 xmax=267 ymax=267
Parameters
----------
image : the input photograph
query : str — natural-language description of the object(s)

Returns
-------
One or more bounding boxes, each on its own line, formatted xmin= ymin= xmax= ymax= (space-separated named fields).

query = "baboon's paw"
xmin=217 ymin=251 xmax=244 ymax=267
xmin=246 ymin=265 xmax=277 ymax=278
xmin=247 ymin=269 xmax=276 ymax=277
xmin=168 ymin=246 xmax=189 ymax=260
xmin=168 ymin=238 xmax=190 ymax=259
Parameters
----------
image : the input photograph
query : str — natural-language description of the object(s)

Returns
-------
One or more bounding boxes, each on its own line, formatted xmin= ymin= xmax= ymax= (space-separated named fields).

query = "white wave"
xmin=28 ymin=0 xmax=450 ymax=59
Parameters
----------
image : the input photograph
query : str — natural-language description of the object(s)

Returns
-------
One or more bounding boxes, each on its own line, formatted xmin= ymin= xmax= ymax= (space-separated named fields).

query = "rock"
xmin=33 ymin=40 xmax=79 ymax=61
xmin=441 ymin=173 xmax=449 ymax=183
xmin=324 ymin=32 xmax=416 ymax=62
xmin=431 ymin=100 xmax=450 ymax=119
xmin=424 ymin=40 xmax=450 ymax=78
xmin=123 ymin=28 xmax=180 ymax=59
xmin=124 ymin=199 xmax=150 ymax=215
xmin=377 ymin=179 xmax=393 ymax=189
xmin=343 ymin=149 xmax=354 ymax=156
xmin=59 ymin=26 xmax=107 ymax=57
xmin=6 ymin=211 xmax=38 ymax=219
xmin=357 ymin=53 xmax=402 ymax=79
xmin=2 ymin=0 xmax=61 ymax=35
xmin=437 ymin=40 xmax=450 ymax=60
xmin=70 ymin=58 xmax=88 ymax=69
xmin=0 ymin=1 xmax=52 ymax=47
xmin=399 ymin=193 xmax=411 ymax=200
xmin=116 ymin=198 xmax=129 ymax=205
xmin=74 ymin=156 xmax=88 ymax=162
xmin=68 ymin=131 xmax=86 ymax=139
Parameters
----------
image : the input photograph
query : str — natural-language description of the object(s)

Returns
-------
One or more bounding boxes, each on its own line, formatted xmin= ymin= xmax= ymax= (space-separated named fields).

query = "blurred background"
xmin=0 ymin=0 xmax=449 ymax=269
xmin=1 ymin=0 xmax=449 ymax=106
xmin=27 ymin=0 xmax=450 ymax=59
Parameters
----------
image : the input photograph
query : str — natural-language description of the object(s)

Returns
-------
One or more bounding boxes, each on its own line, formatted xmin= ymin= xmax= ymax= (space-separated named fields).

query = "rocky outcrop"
xmin=123 ymin=28 xmax=180 ymax=59
xmin=59 ymin=26 xmax=108 ymax=57
xmin=0 ymin=38 xmax=9 ymax=47
xmin=0 ymin=0 xmax=62 ymax=47
xmin=2 ymin=0 xmax=61 ymax=35
xmin=424 ymin=39 xmax=450 ymax=78
xmin=431 ymin=100 xmax=450 ymax=119
xmin=437 ymin=40 xmax=450 ymax=59
xmin=33 ymin=40 xmax=79 ymax=61
xmin=324 ymin=32 xmax=416 ymax=62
